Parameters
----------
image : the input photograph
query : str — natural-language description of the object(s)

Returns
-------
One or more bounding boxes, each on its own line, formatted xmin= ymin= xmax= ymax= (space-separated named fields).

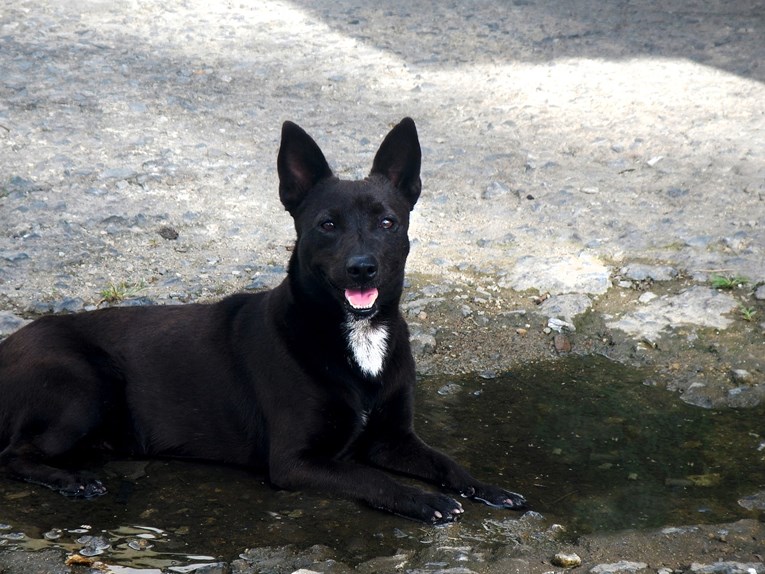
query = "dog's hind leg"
xmin=1 ymin=439 xmax=107 ymax=498
xmin=0 ymin=360 xmax=113 ymax=498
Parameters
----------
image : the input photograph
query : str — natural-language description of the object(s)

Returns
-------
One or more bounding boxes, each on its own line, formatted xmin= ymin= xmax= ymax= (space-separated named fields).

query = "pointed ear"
xmin=370 ymin=117 xmax=422 ymax=209
xmin=277 ymin=121 xmax=334 ymax=213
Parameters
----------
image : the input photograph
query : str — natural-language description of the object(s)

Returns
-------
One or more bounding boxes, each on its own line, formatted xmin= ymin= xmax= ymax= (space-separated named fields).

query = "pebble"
xmin=548 ymin=317 xmax=576 ymax=333
xmin=43 ymin=529 xmax=63 ymax=541
xmin=730 ymin=369 xmax=754 ymax=384
xmin=158 ymin=226 xmax=179 ymax=240
xmin=637 ymin=292 xmax=658 ymax=304
xmin=554 ymin=333 xmax=572 ymax=353
xmin=437 ymin=383 xmax=461 ymax=396
xmin=551 ymin=552 xmax=582 ymax=568
xmin=77 ymin=535 xmax=111 ymax=556
xmin=755 ymin=285 xmax=765 ymax=301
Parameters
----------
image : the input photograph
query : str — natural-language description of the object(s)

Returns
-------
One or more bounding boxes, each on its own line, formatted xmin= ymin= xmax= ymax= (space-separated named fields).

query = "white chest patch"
xmin=345 ymin=317 xmax=389 ymax=378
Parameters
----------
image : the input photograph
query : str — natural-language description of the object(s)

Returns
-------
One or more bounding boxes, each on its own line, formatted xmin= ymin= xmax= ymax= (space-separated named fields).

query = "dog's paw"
xmin=461 ymin=484 xmax=527 ymax=510
xmin=397 ymin=491 xmax=465 ymax=525
xmin=59 ymin=477 xmax=107 ymax=499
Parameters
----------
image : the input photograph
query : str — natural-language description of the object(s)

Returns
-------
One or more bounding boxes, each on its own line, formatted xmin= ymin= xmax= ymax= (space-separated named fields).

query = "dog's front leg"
xmin=268 ymin=454 xmax=464 ymax=524
xmin=363 ymin=432 xmax=527 ymax=510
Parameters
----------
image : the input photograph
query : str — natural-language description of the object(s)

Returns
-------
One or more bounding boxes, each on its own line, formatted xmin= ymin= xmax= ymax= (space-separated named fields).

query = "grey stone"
xmin=482 ymin=181 xmax=513 ymax=200
xmin=53 ymin=297 xmax=86 ymax=314
xmin=726 ymin=385 xmax=764 ymax=408
xmin=539 ymin=293 xmax=592 ymax=322
xmin=548 ymin=317 xmax=576 ymax=333
xmin=501 ymin=254 xmax=610 ymax=295
xmin=755 ymin=285 xmax=765 ymax=300
xmin=0 ymin=311 xmax=30 ymax=336
xmin=590 ymin=561 xmax=648 ymax=574
xmin=690 ymin=562 xmax=765 ymax=574
xmin=730 ymin=369 xmax=754 ymax=384
xmin=638 ymin=291 xmax=658 ymax=303
xmin=621 ymin=263 xmax=678 ymax=282
xmin=680 ymin=382 xmax=715 ymax=409
xmin=409 ymin=324 xmax=437 ymax=356
xmin=100 ymin=167 xmax=139 ymax=180
xmin=737 ymin=491 xmax=765 ymax=511
xmin=0 ymin=252 xmax=29 ymax=264
xmin=608 ymin=286 xmax=739 ymax=340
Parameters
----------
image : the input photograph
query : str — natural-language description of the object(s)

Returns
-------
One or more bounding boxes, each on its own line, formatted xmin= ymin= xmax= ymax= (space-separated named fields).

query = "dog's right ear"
xmin=278 ymin=121 xmax=334 ymax=213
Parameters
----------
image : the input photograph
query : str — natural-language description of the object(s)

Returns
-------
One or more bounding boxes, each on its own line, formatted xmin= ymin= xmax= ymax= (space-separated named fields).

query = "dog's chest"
xmin=345 ymin=318 xmax=389 ymax=378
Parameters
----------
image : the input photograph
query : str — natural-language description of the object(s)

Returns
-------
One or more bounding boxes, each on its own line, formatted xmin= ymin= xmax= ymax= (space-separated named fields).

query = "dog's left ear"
xmin=370 ymin=117 xmax=422 ymax=209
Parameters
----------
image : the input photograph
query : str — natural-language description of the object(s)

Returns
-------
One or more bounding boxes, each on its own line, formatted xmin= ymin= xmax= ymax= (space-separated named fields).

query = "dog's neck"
xmin=344 ymin=316 xmax=389 ymax=379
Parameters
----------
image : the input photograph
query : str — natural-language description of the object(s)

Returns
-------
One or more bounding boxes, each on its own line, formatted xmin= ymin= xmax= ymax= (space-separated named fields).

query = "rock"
xmin=552 ymin=552 xmax=582 ymax=568
xmin=169 ymin=563 xmax=228 ymax=574
xmin=548 ymin=317 xmax=576 ymax=333
xmin=539 ymin=293 xmax=592 ymax=322
xmin=726 ymin=385 xmax=764 ymax=408
xmin=637 ymin=292 xmax=657 ymax=304
xmin=755 ymin=285 xmax=765 ymax=300
xmin=232 ymin=545 xmax=349 ymax=574
xmin=500 ymin=254 xmax=611 ymax=295
xmin=409 ymin=324 xmax=437 ymax=356
xmin=554 ymin=333 xmax=572 ymax=353
xmin=0 ymin=311 xmax=30 ymax=336
xmin=158 ymin=226 xmax=179 ymax=240
xmin=680 ymin=382 xmax=714 ymax=409
xmin=482 ymin=181 xmax=513 ymax=200
xmin=0 ymin=251 xmax=30 ymax=264
xmin=100 ymin=167 xmax=138 ymax=180
xmin=437 ymin=382 xmax=461 ymax=396
xmin=590 ymin=561 xmax=648 ymax=573
xmin=621 ymin=263 xmax=677 ymax=282
xmin=607 ymin=286 xmax=738 ymax=341
xmin=355 ymin=553 xmax=411 ymax=574
xmin=730 ymin=368 xmax=754 ymax=383
xmin=738 ymin=491 xmax=765 ymax=511
xmin=52 ymin=297 xmax=86 ymax=314
xmin=690 ymin=562 xmax=765 ymax=573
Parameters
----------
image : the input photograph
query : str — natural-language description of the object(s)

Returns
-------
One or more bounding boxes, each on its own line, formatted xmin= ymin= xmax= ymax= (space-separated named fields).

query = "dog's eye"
xmin=380 ymin=218 xmax=396 ymax=230
xmin=320 ymin=220 xmax=336 ymax=231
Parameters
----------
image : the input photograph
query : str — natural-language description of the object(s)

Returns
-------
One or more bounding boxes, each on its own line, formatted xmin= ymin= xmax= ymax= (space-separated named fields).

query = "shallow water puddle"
xmin=1 ymin=356 xmax=762 ymax=569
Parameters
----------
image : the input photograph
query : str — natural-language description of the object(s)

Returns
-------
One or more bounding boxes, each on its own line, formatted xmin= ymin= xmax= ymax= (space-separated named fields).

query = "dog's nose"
xmin=346 ymin=255 xmax=378 ymax=282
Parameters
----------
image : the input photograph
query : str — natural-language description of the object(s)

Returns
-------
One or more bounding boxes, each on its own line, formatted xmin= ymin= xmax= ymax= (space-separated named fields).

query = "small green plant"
xmin=100 ymin=281 xmax=145 ymax=304
xmin=739 ymin=305 xmax=757 ymax=322
xmin=710 ymin=274 xmax=749 ymax=290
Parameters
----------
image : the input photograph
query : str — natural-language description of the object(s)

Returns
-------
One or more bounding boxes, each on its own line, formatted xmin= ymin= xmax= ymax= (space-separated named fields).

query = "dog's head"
xmin=277 ymin=118 xmax=421 ymax=320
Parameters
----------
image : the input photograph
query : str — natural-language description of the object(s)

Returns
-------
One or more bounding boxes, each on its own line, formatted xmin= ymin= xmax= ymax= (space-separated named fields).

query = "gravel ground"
xmin=1 ymin=0 xmax=764 ymax=572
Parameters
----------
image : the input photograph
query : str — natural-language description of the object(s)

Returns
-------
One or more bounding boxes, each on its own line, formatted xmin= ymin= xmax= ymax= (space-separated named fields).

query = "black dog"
xmin=0 ymin=118 xmax=525 ymax=523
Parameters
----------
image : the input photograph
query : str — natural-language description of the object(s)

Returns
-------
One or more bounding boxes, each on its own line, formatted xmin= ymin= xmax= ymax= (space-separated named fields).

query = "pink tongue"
xmin=345 ymin=288 xmax=379 ymax=309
